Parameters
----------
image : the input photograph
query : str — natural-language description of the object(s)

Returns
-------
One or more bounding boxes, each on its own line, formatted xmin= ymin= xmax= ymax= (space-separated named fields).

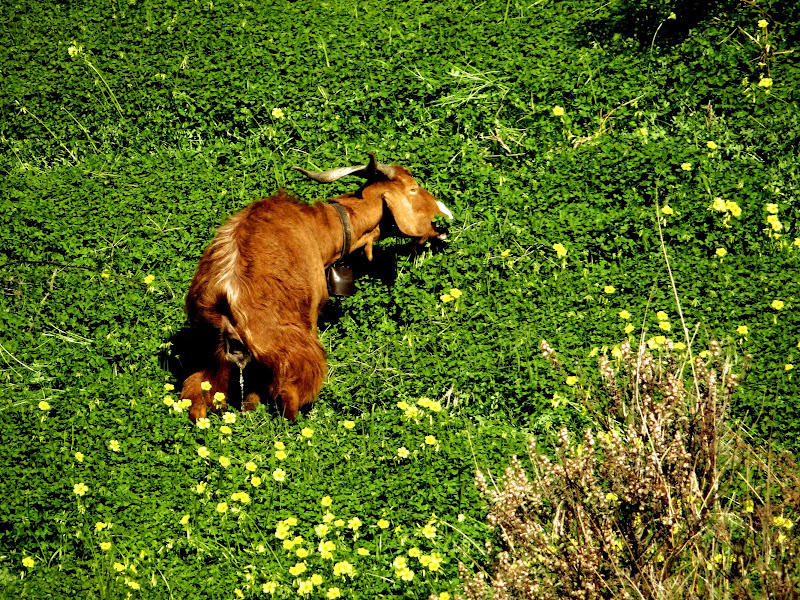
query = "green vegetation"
xmin=2 ymin=0 xmax=799 ymax=597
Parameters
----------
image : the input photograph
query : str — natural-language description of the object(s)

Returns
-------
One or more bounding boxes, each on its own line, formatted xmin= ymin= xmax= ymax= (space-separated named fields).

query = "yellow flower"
xmin=74 ymin=482 xmax=89 ymax=496
xmin=197 ymin=446 xmax=210 ymax=458
xmin=624 ymin=323 xmax=634 ymax=334
xmin=758 ymin=77 xmax=773 ymax=88
xmin=163 ymin=395 xmax=175 ymax=407
xmin=605 ymin=492 xmax=618 ymax=502
xmin=659 ymin=321 xmax=671 ymax=331
xmin=143 ymin=274 xmax=155 ymax=285
xmin=322 ymin=511 xmax=335 ymax=523
xmin=250 ymin=476 xmax=262 ymax=487
xmin=420 ymin=553 xmax=442 ymax=571
xmin=725 ymin=200 xmax=742 ymax=217
xmin=332 ymin=561 xmax=355 ymax=578
xmin=766 ymin=203 xmax=779 ymax=214
xmin=424 ymin=435 xmax=438 ymax=446
xmin=216 ymin=502 xmax=228 ymax=513
xmin=377 ymin=518 xmax=390 ymax=529
xmin=245 ymin=461 xmax=257 ymax=472
xmin=715 ymin=248 xmax=727 ymax=257
xmin=99 ymin=541 xmax=112 ymax=551
xmin=113 ymin=562 xmax=127 ymax=572
xmin=348 ymin=517 xmax=362 ymax=530
xmin=706 ymin=141 xmax=718 ymax=149
xmin=321 ymin=495 xmax=333 ymax=507
xmin=310 ymin=574 xmax=323 ymax=586
xmin=125 ymin=579 xmax=140 ymax=591
xmin=271 ymin=107 xmax=285 ymax=119
xmin=195 ymin=482 xmax=207 ymax=494
xmin=356 ymin=547 xmax=369 ymax=556
xmin=231 ymin=491 xmax=251 ymax=504
xmin=289 ymin=562 xmax=307 ymax=576
xmin=22 ymin=557 xmax=35 ymax=569
xmin=656 ymin=310 xmax=668 ymax=321
xmin=737 ymin=325 xmax=749 ymax=335
xmin=274 ymin=441 xmax=285 ymax=450
xmin=449 ymin=288 xmax=462 ymax=299
xmin=680 ymin=162 xmax=692 ymax=171
xmin=552 ymin=105 xmax=565 ymax=117
xmin=786 ymin=364 xmax=794 ymax=371
xmin=213 ymin=391 xmax=226 ymax=404
xmin=180 ymin=514 xmax=190 ymax=525
xmin=319 ymin=540 xmax=336 ymax=558
xmin=771 ymin=300 xmax=784 ymax=310
xmin=396 ymin=565 xmax=415 ymax=581
xmin=38 ymin=401 xmax=51 ymax=411
xmin=74 ymin=452 xmax=84 ymax=462
xmin=440 ymin=293 xmax=453 ymax=303
xmin=296 ymin=548 xmax=310 ymax=558
xmin=196 ymin=417 xmax=211 ymax=430
xmin=95 ymin=521 xmax=108 ymax=532
xmin=342 ymin=420 xmax=355 ymax=429
xmin=661 ymin=205 xmax=674 ymax=215
xmin=164 ymin=383 xmax=175 ymax=391
xmin=421 ymin=522 xmax=437 ymax=539
xmin=565 ymin=376 xmax=578 ymax=386
xmin=397 ymin=447 xmax=410 ymax=458
xmin=263 ymin=582 xmax=278 ymax=594
xmin=219 ymin=456 xmax=231 ymax=467
xmin=200 ymin=381 xmax=212 ymax=391
xmin=712 ymin=197 xmax=727 ymax=211
xmin=552 ymin=242 xmax=567 ymax=258
xmin=618 ymin=309 xmax=631 ymax=320
xmin=603 ymin=285 xmax=615 ymax=294
xmin=500 ymin=249 xmax=511 ymax=257
xmin=315 ymin=523 xmax=330 ymax=537
xmin=220 ymin=425 xmax=232 ymax=435
xmin=758 ymin=19 xmax=768 ymax=28
xmin=326 ymin=587 xmax=342 ymax=599
xmin=273 ymin=468 xmax=287 ymax=482
xmin=223 ymin=412 xmax=236 ymax=424
xmin=301 ymin=427 xmax=314 ymax=438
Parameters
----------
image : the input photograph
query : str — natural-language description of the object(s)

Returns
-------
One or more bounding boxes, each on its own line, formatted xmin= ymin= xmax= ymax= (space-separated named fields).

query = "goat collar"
xmin=330 ymin=202 xmax=351 ymax=260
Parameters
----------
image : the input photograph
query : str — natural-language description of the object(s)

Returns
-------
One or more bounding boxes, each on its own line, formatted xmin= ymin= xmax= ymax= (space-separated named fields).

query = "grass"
xmin=2 ymin=0 xmax=800 ymax=597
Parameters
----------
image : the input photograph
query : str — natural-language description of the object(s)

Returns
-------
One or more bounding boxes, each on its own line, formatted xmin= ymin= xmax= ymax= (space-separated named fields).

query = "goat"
xmin=180 ymin=153 xmax=453 ymax=421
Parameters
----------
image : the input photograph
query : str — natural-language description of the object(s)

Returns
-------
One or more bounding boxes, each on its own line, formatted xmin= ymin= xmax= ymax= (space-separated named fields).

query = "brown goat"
xmin=180 ymin=154 xmax=453 ymax=421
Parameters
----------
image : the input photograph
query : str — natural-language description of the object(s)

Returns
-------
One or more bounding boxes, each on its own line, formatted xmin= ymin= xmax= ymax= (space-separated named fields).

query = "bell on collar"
xmin=328 ymin=264 xmax=354 ymax=296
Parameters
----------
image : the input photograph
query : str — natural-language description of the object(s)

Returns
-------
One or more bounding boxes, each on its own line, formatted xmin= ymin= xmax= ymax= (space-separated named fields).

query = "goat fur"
xmin=181 ymin=159 xmax=451 ymax=421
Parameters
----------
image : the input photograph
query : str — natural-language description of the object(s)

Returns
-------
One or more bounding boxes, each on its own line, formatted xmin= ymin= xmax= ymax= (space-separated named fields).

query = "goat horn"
xmin=292 ymin=154 xmax=396 ymax=184
xmin=366 ymin=152 xmax=396 ymax=180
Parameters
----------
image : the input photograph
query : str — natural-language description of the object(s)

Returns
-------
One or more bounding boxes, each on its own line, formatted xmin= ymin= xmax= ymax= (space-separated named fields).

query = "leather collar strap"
xmin=330 ymin=202 xmax=351 ymax=260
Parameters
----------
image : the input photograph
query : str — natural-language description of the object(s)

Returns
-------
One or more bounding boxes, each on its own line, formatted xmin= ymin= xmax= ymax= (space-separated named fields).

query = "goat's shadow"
xmin=162 ymin=239 xmax=446 ymax=414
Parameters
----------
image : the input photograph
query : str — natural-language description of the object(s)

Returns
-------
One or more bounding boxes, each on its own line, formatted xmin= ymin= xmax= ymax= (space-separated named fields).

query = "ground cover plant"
xmin=2 ymin=0 xmax=800 ymax=597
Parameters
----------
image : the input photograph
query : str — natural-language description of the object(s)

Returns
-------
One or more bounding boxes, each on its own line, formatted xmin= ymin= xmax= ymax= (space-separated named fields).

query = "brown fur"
xmin=181 ymin=165 xmax=450 ymax=420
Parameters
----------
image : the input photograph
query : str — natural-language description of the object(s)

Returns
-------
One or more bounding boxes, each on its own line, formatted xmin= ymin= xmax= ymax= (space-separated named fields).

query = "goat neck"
xmin=318 ymin=192 xmax=384 ymax=264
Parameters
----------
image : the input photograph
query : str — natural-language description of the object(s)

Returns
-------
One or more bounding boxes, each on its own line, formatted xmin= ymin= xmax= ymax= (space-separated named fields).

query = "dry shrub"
xmin=458 ymin=340 xmax=800 ymax=600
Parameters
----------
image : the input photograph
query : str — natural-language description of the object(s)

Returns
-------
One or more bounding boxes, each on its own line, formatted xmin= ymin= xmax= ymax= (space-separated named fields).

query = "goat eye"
xmin=409 ymin=187 xmax=418 ymax=194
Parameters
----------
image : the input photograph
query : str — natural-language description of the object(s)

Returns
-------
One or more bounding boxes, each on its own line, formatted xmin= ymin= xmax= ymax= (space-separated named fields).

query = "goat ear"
xmin=382 ymin=189 xmax=426 ymax=237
